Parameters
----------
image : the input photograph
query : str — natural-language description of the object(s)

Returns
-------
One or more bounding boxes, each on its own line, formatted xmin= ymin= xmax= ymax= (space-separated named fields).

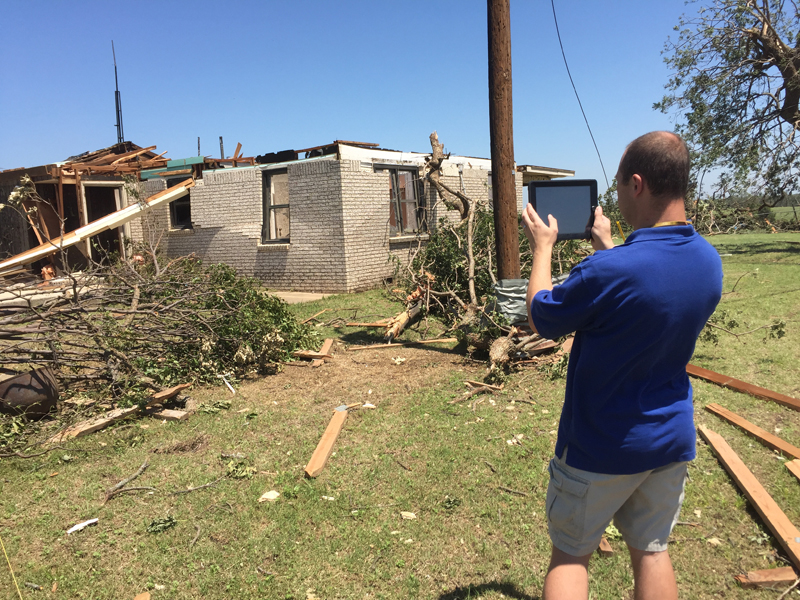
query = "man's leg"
xmin=628 ymin=546 xmax=677 ymax=600
xmin=542 ymin=546 xmax=591 ymax=600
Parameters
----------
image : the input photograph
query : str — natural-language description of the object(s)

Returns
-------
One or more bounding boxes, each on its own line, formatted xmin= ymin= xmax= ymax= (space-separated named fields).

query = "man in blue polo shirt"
xmin=523 ymin=131 xmax=722 ymax=600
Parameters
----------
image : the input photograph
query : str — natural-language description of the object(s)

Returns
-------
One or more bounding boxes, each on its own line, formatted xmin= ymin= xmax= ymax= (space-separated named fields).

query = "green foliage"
xmin=656 ymin=0 xmax=800 ymax=204
xmin=409 ymin=208 xmax=587 ymax=314
xmin=225 ymin=460 xmax=256 ymax=479
xmin=198 ymin=399 xmax=233 ymax=414
xmin=146 ymin=516 xmax=177 ymax=534
xmin=107 ymin=256 xmax=316 ymax=392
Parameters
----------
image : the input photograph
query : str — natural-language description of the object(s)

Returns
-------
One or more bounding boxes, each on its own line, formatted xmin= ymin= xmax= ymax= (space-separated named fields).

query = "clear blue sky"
xmin=0 ymin=0 xmax=696 ymax=194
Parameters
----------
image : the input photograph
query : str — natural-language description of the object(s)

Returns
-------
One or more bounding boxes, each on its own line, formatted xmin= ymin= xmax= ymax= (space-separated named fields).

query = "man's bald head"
xmin=618 ymin=131 xmax=690 ymax=201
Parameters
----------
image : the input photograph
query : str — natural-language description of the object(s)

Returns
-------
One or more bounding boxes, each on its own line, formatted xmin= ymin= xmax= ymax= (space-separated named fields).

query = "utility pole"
xmin=487 ymin=0 xmax=520 ymax=280
xmin=112 ymin=41 xmax=125 ymax=145
xmin=197 ymin=137 xmax=201 ymax=156
xmin=219 ymin=136 xmax=225 ymax=160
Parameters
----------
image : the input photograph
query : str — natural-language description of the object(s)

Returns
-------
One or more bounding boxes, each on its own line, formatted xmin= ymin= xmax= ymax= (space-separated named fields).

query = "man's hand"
xmin=522 ymin=204 xmax=558 ymax=251
xmin=590 ymin=206 xmax=615 ymax=251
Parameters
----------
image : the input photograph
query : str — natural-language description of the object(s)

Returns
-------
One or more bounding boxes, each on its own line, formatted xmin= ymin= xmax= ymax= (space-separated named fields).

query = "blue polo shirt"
xmin=530 ymin=225 xmax=722 ymax=474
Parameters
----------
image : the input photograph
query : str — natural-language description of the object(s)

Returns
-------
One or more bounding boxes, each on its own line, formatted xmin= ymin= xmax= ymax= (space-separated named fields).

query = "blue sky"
xmin=0 ymin=0 xmax=696 ymax=194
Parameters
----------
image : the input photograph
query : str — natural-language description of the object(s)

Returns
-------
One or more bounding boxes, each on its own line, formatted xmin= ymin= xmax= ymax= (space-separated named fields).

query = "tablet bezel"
xmin=527 ymin=179 xmax=598 ymax=241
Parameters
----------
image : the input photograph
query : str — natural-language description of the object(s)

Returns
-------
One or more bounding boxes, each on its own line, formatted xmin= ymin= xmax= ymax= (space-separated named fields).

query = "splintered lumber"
xmin=697 ymin=425 xmax=800 ymax=570
xmin=301 ymin=309 xmax=330 ymax=324
xmin=384 ymin=300 xmax=423 ymax=342
xmin=687 ymin=364 xmax=800 ymax=412
xmin=319 ymin=339 xmax=334 ymax=356
xmin=347 ymin=337 xmax=458 ymax=351
xmin=145 ymin=407 xmax=189 ymax=422
xmin=734 ymin=566 xmax=797 ymax=589
xmin=46 ymin=383 xmax=191 ymax=444
xmin=0 ymin=180 xmax=194 ymax=276
xmin=597 ymin=537 xmax=614 ymax=557
xmin=292 ymin=350 xmax=332 ymax=360
xmin=705 ymin=403 xmax=800 ymax=459
xmin=786 ymin=460 xmax=800 ymax=483
xmin=346 ymin=322 xmax=391 ymax=328
xmin=304 ymin=407 xmax=349 ymax=478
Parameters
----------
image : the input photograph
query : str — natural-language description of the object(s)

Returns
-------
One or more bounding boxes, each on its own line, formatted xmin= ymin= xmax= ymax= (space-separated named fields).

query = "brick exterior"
xmin=127 ymin=156 xmax=524 ymax=293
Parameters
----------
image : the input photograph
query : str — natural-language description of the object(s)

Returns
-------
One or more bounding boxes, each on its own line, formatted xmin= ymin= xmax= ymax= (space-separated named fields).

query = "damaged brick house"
xmin=1 ymin=140 xmax=572 ymax=291
xmin=130 ymin=141 xmax=573 ymax=293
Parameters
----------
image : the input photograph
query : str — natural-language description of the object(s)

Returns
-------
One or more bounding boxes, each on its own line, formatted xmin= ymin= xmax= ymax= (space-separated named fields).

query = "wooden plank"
xmin=156 ymin=168 xmax=192 ymax=177
xmin=735 ymin=566 xmax=797 ymax=589
xmin=688 ymin=364 xmax=800 ymax=412
xmin=301 ymin=308 xmax=330 ymax=324
xmin=232 ymin=142 xmax=242 ymax=159
xmin=145 ymin=407 xmax=189 ymax=422
xmin=597 ymin=537 xmax=614 ymax=557
xmin=346 ymin=322 xmax=391 ymax=328
xmin=697 ymin=425 xmax=800 ymax=571
xmin=109 ymin=146 xmax=157 ymax=165
xmin=786 ymin=460 xmax=800 ymax=483
xmin=46 ymin=383 xmax=191 ymax=444
xmin=318 ymin=339 xmax=334 ymax=356
xmin=292 ymin=350 xmax=333 ymax=360
xmin=304 ymin=409 xmax=348 ymax=478
xmin=705 ymin=403 xmax=800 ymax=459
xmin=347 ymin=337 xmax=459 ymax=351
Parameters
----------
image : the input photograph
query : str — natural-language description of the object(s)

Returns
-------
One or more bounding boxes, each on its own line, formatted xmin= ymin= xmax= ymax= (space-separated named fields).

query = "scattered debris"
xmin=259 ymin=490 xmax=280 ymax=503
xmin=348 ymin=337 xmax=459 ymax=351
xmin=198 ymin=399 xmax=232 ymax=414
xmin=24 ymin=582 xmax=43 ymax=590
xmin=705 ymin=403 xmax=800 ymax=458
xmin=698 ymin=425 xmax=800 ymax=570
xmin=46 ymin=384 xmax=191 ymax=445
xmin=688 ymin=364 xmax=800 ymax=412
xmin=217 ymin=374 xmax=236 ymax=395
xmin=147 ymin=516 xmax=177 ymax=534
xmin=401 ymin=511 xmax=417 ymax=520
xmin=497 ymin=486 xmax=528 ymax=497
xmin=171 ymin=476 xmax=225 ymax=495
xmin=706 ymin=537 xmax=723 ymax=546
xmin=153 ymin=435 xmax=207 ymax=454
xmin=134 ymin=593 xmax=150 ymax=600
xmin=304 ymin=405 xmax=351 ymax=478
xmin=786 ymin=460 xmax=800 ymax=482
xmin=362 ymin=403 xmax=376 ymax=409
xmin=66 ymin=518 xmax=98 ymax=534
xmin=597 ymin=537 xmax=614 ymax=557
xmin=735 ymin=567 xmax=798 ymax=589
xmin=0 ymin=367 xmax=59 ymax=419
xmin=302 ymin=309 xmax=331 ymax=324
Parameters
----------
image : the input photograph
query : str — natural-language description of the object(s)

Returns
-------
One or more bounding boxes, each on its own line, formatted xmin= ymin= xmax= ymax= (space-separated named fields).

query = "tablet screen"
xmin=528 ymin=180 xmax=598 ymax=240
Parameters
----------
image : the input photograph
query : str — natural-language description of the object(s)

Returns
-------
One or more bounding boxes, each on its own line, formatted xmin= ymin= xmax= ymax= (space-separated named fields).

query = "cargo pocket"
xmin=546 ymin=460 xmax=590 ymax=542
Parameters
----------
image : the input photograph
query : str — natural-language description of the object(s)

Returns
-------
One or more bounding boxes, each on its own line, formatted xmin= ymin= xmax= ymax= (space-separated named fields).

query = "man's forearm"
xmin=527 ymin=246 xmax=554 ymax=333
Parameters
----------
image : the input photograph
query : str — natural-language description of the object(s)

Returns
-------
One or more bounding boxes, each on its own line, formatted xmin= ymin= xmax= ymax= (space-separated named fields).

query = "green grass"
xmin=0 ymin=232 xmax=799 ymax=599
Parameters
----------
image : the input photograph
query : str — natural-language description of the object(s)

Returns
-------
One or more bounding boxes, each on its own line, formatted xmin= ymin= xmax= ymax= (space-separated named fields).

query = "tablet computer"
xmin=527 ymin=179 xmax=598 ymax=241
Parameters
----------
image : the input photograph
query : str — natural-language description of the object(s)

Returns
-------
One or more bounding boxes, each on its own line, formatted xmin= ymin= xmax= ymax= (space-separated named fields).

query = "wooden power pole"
xmin=488 ymin=0 xmax=521 ymax=280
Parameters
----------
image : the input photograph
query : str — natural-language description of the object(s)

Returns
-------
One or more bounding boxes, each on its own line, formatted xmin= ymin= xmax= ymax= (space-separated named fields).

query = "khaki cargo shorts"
xmin=545 ymin=449 xmax=688 ymax=556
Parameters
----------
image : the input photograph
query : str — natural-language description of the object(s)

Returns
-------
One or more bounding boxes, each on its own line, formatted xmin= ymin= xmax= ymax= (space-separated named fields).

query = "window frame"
xmin=261 ymin=169 xmax=290 ymax=244
xmin=167 ymin=177 xmax=193 ymax=230
xmin=374 ymin=164 xmax=426 ymax=237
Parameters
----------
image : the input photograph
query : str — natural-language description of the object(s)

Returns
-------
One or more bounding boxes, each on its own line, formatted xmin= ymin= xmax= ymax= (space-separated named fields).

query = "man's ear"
xmin=631 ymin=174 xmax=644 ymax=196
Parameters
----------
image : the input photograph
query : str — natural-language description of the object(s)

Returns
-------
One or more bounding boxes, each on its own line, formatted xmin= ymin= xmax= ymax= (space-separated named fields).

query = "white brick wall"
xmin=126 ymin=158 xmax=525 ymax=293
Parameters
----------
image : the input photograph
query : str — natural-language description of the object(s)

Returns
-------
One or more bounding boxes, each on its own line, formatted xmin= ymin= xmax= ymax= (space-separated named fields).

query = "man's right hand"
xmin=591 ymin=206 xmax=615 ymax=251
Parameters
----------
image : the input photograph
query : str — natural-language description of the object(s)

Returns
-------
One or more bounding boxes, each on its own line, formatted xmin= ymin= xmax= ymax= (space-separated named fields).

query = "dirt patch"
xmin=153 ymin=434 xmax=209 ymax=454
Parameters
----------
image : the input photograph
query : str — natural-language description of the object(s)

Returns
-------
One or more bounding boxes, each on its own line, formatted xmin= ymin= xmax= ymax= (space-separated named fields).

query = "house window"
xmin=167 ymin=177 xmax=192 ymax=229
xmin=375 ymin=166 xmax=425 ymax=236
xmin=262 ymin=170 xmax=290 ymax=243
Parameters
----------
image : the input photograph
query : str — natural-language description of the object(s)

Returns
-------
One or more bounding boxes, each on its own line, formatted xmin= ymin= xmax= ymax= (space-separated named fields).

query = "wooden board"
xmin=697 ymin=425 xmax=800 ymax=571
xmin=304 ymin=409 xmax=348 ymax=478
xmin=705 ymin=403 xmax=800 ymax=459
xmin=318 ymin=339 xmax=334 ymax=356
xmin=145 ymin=407 xmax=189 ymax=422
xmin=734 ymin=566 xmax=797 ymax=589
xmin=597 ymin=537 xmax=614 ymax=557
xmin=786 ymin=460 xmax=800 ymax=483
xmin=46 ymin=383 xmax=191 ymax=444
xmin=292 ymin=350 xmax=333 ymax=360
xmin=687 ymin=364 xmax=800 ymax=412
xmin=347 ymin=337 xmax=458 ymax=351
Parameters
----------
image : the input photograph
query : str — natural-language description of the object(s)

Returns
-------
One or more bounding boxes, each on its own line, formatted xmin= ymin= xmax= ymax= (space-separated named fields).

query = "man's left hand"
xmin=522 ymin=204 xmax=558 ymax=251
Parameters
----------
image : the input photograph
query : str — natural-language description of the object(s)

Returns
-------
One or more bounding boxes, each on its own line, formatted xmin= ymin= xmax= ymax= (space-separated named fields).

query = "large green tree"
xmin=656 ymin=0 xmax=800 ymax=205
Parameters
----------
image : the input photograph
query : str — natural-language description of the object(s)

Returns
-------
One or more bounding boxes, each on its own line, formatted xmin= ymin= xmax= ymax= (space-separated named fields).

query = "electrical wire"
xmin=550 ymin=0 xmax=610 ymax=189
xmin=0 ymin=532 xmax=24 ymax=600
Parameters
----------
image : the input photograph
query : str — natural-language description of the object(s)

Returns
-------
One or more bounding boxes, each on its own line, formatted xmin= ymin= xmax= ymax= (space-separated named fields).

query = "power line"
xmin=550 ymin=0 xmax=609 ymax=189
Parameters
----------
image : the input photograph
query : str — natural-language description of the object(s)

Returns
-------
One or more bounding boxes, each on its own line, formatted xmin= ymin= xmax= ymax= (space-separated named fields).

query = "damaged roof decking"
xmin=0 ymin=179 xmax=194 ymax=277
xmin=225 ymin=140 xmax=575 ymax=178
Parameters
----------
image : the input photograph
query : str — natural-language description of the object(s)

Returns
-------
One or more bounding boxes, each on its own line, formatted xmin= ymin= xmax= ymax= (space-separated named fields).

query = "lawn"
xmin=0 ymin=232 xmax=798 ymax=600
